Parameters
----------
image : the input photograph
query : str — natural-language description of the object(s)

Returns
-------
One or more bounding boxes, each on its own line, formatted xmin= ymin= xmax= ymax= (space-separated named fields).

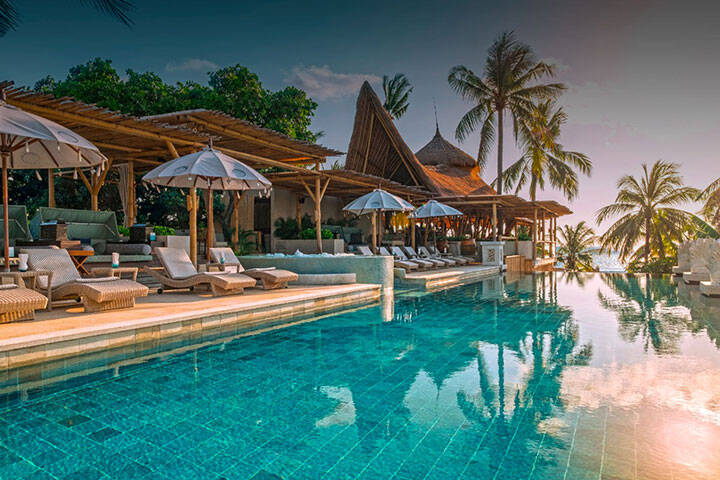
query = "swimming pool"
xmin=1 ymin=273 xmax=720 ymax=479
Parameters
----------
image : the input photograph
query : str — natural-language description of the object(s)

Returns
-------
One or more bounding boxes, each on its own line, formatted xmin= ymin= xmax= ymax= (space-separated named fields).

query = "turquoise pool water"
xmin=2 ymin=273 xmax=720 ymax=479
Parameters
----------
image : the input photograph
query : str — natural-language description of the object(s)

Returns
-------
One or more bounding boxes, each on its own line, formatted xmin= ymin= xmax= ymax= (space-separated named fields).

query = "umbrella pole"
xmin=206 ymin=190 xmax=214 ymax=260
xmin=410 ymin=219 xmax=416 ymax=251
xmin=189 ymin=188 xmax=198 ymax=267
xmin=371 ymin=210 xmax=377 ymax=254
xmin=2 ymin=152 xmax=9 ymax=272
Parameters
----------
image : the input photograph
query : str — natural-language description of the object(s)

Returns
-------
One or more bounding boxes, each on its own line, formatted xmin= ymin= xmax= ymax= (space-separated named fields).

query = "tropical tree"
xmin=698 ymin=177 xmax=720 ymax=229
xmin=596 ymin=161 xmax=699 ymax=263
xmin=499 ymin=100 xmax=591 ymax=201
xmin=0 ymin=0 xmax=134 ymax=36
xmin=557 ymin=221 xmax=595 ymax=271
xmin=447 ymin=31 xmax=565 ymax=194
xmin=381 ymin=74 xmax=412 ymax=120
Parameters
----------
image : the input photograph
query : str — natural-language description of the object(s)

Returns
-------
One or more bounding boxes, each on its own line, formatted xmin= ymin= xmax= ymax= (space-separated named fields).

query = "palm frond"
xmin=80 ymin=0 xmax=134 ymax=26
xmin=0 ymin=0 xmax=18 ymax=36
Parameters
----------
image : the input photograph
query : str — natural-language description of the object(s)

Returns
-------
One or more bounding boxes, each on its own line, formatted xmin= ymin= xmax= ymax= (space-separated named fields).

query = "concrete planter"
xmin=447 ymin=241 xmax=462 ymax=256
xmin=517 ymin=241 xmax=534 ymax=260
xmin=273 ymin=238 xmax=345 ymax=254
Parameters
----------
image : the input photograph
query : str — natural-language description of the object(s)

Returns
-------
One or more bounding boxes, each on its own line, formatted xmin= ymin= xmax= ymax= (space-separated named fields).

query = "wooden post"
xmin=296 ymin=194 xmax=303 ymax=234
xmin=541 ymin=210 xmax=546 ymax=257
xmin=2 ymin=151 xmax=9 ymax=272
xmin=48 ymin=169 xmax=55 ymax=207
xmin=232 ymin=192 xmax=240 ymax=248
xmin=371 ymin=210 xmax=377 ymax=254
xmin=532 ymin=207 xmax=538 ymax=260
xmin=314 ymin=176 xmax=322 ymax=253
xmin=206 ymin=190 xmax=214 ymax=259
xmin=492 ymin=203 xmax=498 ymax=241
xmin=189 ymin=188 xmax=197 ymax=267
xmin=127 ymin=160 xmax=135 ymax=225
xmin=410 ymin=218 xmax=416 ymax=251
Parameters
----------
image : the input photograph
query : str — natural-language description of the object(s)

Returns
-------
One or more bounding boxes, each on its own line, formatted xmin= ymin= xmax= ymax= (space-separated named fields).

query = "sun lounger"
xmin=0 ymin=275 xmax=48 ymax=322
xmin=403 ymin=246 xmax=447 ymax=267
xmin=375 ymin=246 xmax=420 ymax=271
xmin=430 ymin=246 xmax=473 ymax=263
xmin=421 ymin=246 xmax=466 ymax=265
xmin=390 ymin=246 xmax=434 ymax=269
xmin=415 ymin=246 xmax=456 ymax=266
xmin=24 ymin=248 xmax=148 ymax=312
xmin=145 ymin=247 xmax=256 ymax=296
xmin=209 ymin=247 xmax=298 ymax=290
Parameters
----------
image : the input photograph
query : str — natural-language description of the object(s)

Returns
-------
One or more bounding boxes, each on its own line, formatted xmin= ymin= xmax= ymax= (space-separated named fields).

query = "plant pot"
xmin=436 ymin=239 xmax=448 ymax=252
xmin=461 ymin=239 xmax=476 ymax=256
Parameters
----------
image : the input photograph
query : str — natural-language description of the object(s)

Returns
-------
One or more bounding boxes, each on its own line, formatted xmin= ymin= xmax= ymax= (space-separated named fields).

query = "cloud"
xmin=285 ymin=65 xmax=381 ymax=100
xmin=165 ymin=58 xmax=219 ymax=72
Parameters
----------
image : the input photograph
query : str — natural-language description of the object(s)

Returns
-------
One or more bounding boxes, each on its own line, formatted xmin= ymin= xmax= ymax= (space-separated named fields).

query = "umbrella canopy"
xmin=0 ymin=99 xmax=106 ymax=270
xmin=0 ymin=102 xmax=106 ymax=169
xmin=142 ymin=147 xmax=271 ymax=193
xmin=343 ymin=188 xmax=414 ymax=215
xmin=409 ymin=200 xmax=463 ymax=219
xmin=142 ymin=147 xmax=272 ymax=265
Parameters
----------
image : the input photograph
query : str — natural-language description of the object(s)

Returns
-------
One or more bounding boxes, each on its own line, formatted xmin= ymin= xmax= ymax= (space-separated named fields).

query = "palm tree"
xmin=698 ymin=177 xmax=720 ymax=229
xmin=381 ymin=74 xmax=412 ymax=120
xmin=557 ymin=221 xmax=595 ymax=271
xmin=596 ymin=161 xmax=699 ymax=263
xmin=447 ymin=31 xmax=565 ymax=194
xmin=500 ymin=100 xmax=591 ymax=201
xmin=1 ymin=0 xmax=134 ymax=36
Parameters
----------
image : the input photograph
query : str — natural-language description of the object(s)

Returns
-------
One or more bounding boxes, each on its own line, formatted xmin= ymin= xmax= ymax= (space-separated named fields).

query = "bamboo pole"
xmin=532 ymin=207 xmax=538 ymax=260
xmin=296 ymin=194 xmax=303 ymax=234
xmin=2 ymin=150 xmax=9 ymax=272
xmin=492 ymin=203 xmax=498 ymax=241
xmin=371 ymin=210 xmax=377 ymax=254
xmin=127 ymin=160 xmax=135 ymax=225
xmin=315 ymin=175 xmax=322 ymax=253
xmin=541 ymin=210 xmax=546 ymax=257
xmin=232 ymin=192 xmax=240 ymax=248
xmin=410 ymin=219 xmax=416 ymax=251
xmin=48 ymin=169 xmax=55 ymax=207
xmin=189 ymin=188 xmax=197 ymax=267
xmin=206 ymin=190 xmax=214 ymax=259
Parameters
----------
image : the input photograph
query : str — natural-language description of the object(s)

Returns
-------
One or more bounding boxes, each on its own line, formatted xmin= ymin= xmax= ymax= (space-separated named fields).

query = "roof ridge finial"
xmin=433 ymin=98 xmax=439 ymax=135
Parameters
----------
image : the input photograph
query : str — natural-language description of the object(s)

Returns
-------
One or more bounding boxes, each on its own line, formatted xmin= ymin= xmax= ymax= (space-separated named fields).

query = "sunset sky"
xmin=2 ymin=0 xmax=718 ymax=226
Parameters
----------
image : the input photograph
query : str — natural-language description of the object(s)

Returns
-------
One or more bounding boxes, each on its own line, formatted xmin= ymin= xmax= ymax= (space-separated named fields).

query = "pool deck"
xmin=396 ymin=264 xmax=501 ymax=289
xmin=0 ymin=283 xmax=380 ymax=369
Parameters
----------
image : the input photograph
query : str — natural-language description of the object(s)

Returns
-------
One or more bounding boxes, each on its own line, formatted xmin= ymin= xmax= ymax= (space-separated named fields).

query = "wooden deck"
xmin=396 ymin=265 xmax=501 ymax=289
xmin=0 ymin=284 xmax=380 ymax=369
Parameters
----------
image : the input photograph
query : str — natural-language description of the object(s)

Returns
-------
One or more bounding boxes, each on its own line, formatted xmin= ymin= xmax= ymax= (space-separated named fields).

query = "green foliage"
xmin=627 ymin=257 xmax=676 ymax=274
xmin=118 ymin=226 xmax=129 ymax=236
xmin=234 ymin=230 xmax=256 ymax=256
xmin=501 ymin=100 xmax=591 ymax=201
xmin=152 ymin=225 xmax=175 ymax=235
xmin=299 ymin=228 xmax=332 ymax=240
xmin=556 ymin=221 xmax=596 ymax=272
xmin=596 ymin=161 xmax=700 ymax=263
xmin=517 ymin=226 xmax=532 ymax=241
xmin=273 ymin=217 xmax=300 ymax=240
xmin=35 ymin=58 xmax=319 ymax=141
xmin=448 ymin=31 xmax=565 ymax=194
xmin=382 ymin=74 xmax=413 ymax=120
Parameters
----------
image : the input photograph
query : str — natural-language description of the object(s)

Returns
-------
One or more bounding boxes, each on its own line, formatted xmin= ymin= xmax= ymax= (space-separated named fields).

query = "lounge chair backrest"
xmin=156 ymin=247 xmax=198 ymax=279
xmin=25 ymin=248 xmax=81 ymax=289
xmin=357 ymin=246 xmax=373 ymax=256
xmin=209 ymin=247 xmax=245 ymax=273
xmin=405 ymin=246 xmax=420 ymax=257
xmin=418 ymin=246 xmax=432 ymax=257
xmin=391 ymin=246 xmax=409 ymax=260
xmin=379 ymin=247 xmax=392 ymax=256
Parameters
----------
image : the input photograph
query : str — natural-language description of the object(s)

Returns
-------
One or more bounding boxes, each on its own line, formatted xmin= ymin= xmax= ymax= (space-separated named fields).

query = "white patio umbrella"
xmin=409 ymin=199 xmax=464 ymax=248
xmin=343 ymin=188 xmax=414 ymax=253
xmin=142 ymin=146 xmax=271 ymax=265
xmin=0 ymin=99 xmax=106 ymax=270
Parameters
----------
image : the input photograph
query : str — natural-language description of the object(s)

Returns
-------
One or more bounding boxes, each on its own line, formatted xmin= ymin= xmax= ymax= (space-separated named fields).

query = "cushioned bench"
xmin=290 ymin=273 xmax=357 ymax=285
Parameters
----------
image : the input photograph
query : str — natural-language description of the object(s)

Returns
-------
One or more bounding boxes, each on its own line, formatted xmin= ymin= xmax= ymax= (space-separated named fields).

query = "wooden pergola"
xmin=434 ymin=194 xmax=572 ymax=258
xmin=0 ymin=83 xmax=343 ymax=262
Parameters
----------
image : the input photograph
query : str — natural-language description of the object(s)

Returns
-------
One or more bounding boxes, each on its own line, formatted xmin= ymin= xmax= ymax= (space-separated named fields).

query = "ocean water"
xmin=1 ymin=273 xmax=720 ymax=479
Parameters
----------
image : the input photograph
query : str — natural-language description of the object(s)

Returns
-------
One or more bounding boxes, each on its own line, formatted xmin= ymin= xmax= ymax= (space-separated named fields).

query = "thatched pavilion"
xmin=344 ymin=81 xmax=571 ymax=263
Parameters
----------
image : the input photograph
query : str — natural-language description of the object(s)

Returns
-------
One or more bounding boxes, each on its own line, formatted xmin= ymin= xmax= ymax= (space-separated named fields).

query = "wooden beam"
xmin=93 ymin=142 xmax=144 ymax=153
xmin=187 ymin=114 xmax=325 ymax=161
xmin=166 ymin=140 xmax=180 ymax=159
xmin=47 ymin=169 xmax=55 ymax=207
xmin=362 ymin=115 xmax=374 ymax=173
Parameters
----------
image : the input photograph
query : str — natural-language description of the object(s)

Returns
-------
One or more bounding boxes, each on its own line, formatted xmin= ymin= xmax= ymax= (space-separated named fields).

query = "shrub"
xmin=118 ymin=226 xmax=130 ymax=236
xmin=627 ymin=256 xmax=676 ymax=274
xmin=274 ymin=217 xmax=300 ymax=239
xmin=153 ymin=225 xmax=175 ymax=236
xmin=300 ymin=228 xmax=333 ymax=240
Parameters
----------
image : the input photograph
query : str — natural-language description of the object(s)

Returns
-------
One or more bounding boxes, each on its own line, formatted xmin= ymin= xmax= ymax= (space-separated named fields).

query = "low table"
xmin=67 ymin=250 xmax=94 ymax=275
xmin=91 ymin=266 xmax=138 ymax=282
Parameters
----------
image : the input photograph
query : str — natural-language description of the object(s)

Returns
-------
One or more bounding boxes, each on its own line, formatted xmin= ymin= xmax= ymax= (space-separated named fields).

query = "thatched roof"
xmin=416 ymin=127 xmax=476 ymax=168
xmin=422 ymin=164 xmax=497 ymax=196
xmin=344 ymin=82 xmax=430 ymax=187
xmin=142 ymin=109 xmax=342 ymax=164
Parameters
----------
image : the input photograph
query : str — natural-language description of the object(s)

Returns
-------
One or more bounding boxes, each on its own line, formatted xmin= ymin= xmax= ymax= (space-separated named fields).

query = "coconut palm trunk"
xmin=497 ymin=108 xmax=504 ymax=195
